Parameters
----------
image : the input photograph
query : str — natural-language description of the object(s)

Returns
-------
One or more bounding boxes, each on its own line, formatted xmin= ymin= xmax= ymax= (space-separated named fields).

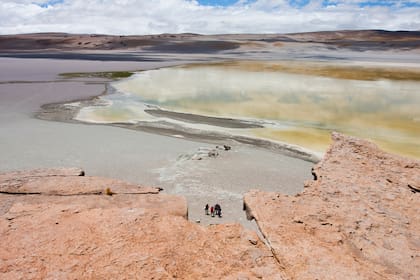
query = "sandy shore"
xmin=37 ymin=99 xmax=321 ymax=163
xmin=0 ymin=57 xmax=313 ymax=228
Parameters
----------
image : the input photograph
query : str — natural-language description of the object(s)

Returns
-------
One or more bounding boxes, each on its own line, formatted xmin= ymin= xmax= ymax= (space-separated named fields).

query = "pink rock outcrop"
xmin=244 ymin=132 xmax=419 ymax=279
xmin=2 ymin=132 xmax=419 ymax=279
xmin=0 ymin=168 xmax=283 ymax=279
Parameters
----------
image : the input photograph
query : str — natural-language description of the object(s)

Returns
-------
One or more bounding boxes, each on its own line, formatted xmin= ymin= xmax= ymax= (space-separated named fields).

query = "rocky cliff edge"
xmin=1 ymin=132 xmax=419 ymax=279
xmin=244 ymin=132 xmax=419 ymax=279
xmin=0 ymin=168 xmax=283 ymax=279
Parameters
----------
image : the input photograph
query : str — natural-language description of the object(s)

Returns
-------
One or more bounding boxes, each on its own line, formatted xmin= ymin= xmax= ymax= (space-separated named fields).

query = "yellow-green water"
xmin=76 ymin=62 xmax=420 ymax=159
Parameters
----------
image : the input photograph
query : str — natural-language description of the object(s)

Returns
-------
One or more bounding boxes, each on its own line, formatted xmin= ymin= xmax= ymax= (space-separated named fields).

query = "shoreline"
xmin=36 ymin=93 xmax=322 ymax=163
xmin=34 ymin=55 xmax=420 ymax=162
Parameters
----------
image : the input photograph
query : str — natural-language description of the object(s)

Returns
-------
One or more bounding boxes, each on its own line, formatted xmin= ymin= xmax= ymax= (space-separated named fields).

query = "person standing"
xmin=210 ymin=206 xmax=214 ymax=217
xmin=204 ymin=204 xmax=209 ymax=215
xmin=215 ymin=204 xmax=221 ymax=217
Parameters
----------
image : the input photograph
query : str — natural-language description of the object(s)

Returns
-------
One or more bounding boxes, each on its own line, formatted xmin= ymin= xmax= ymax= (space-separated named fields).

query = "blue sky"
xmin=39 ymin=0 xmax=63 ymax=8
xmin=197 ymin=0 xmax=240 ymax=6
xmin=358 ymin=1 xmax=420 ymax=7
xmin=198 ymin=0 xmax=420 ymax=8
xmin=1 ymin=0 xmax=419 ymax=34
xmin=37 ymin=0 xmax=420 ymax=8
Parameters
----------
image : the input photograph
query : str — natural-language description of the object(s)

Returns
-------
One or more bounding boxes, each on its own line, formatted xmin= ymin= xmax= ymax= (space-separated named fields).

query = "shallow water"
xmin=76 ymin=62 xmax=420 ymax=159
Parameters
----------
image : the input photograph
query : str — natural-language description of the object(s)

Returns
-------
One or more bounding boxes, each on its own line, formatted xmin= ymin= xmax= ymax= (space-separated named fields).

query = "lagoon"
xmin=76 ymin=61 xmax=420 ymax=159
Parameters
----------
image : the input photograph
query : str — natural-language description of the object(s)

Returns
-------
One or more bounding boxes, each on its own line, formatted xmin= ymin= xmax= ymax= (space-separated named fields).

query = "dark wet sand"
xmin=144 ymin=109 xmax=263 ymax=128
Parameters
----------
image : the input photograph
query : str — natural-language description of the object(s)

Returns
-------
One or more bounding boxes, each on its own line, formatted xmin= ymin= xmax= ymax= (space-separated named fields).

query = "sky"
xmin=0 ymin=0 xmax=419 ymax=35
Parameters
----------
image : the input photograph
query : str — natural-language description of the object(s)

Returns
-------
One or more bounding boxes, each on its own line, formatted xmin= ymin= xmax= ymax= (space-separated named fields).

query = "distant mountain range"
xmin=1 ymin=30 xmax=419 ymax=53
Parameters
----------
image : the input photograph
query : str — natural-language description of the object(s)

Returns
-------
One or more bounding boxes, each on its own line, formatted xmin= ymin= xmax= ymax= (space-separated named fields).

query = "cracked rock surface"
xmin=244 ymin=132 xmax=420 ymax=280
xmin=0 ymin=168 xmax=283 ymax=279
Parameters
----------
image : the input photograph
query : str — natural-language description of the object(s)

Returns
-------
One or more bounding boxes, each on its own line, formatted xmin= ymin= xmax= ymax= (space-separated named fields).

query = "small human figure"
xmin=214 ymin=204 xmax=221 ymax=217
xmin=204 ymin=204 xmax=209 ymax=215
xmin=210 ymin=206 xmax=214 ymax=217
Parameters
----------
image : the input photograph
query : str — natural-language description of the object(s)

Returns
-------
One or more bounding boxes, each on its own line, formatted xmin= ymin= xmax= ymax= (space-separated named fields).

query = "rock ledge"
xmin=0 ymin=168 xmax=283 ymax=279
xmin=244 ymin=132 xmax=419 ymax=279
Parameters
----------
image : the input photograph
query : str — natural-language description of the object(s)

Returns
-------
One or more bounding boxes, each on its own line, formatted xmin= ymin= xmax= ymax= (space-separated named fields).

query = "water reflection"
xmin=76 ymin=63 xmax=420 ymax=159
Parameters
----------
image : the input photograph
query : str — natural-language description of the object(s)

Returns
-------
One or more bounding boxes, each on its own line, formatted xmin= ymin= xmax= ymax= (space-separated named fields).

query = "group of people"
xmin=204 ymin=203 xmax=222 ymax=217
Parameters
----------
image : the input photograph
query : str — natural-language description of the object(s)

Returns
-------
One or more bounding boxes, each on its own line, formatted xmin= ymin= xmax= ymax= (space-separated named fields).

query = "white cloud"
xmin=0 ymin=0 xmax=419 ymax=34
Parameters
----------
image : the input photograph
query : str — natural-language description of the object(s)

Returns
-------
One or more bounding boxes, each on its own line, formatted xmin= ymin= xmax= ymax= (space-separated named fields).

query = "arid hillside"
xmin=0 ymin=30 xmax=419 ymax=53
